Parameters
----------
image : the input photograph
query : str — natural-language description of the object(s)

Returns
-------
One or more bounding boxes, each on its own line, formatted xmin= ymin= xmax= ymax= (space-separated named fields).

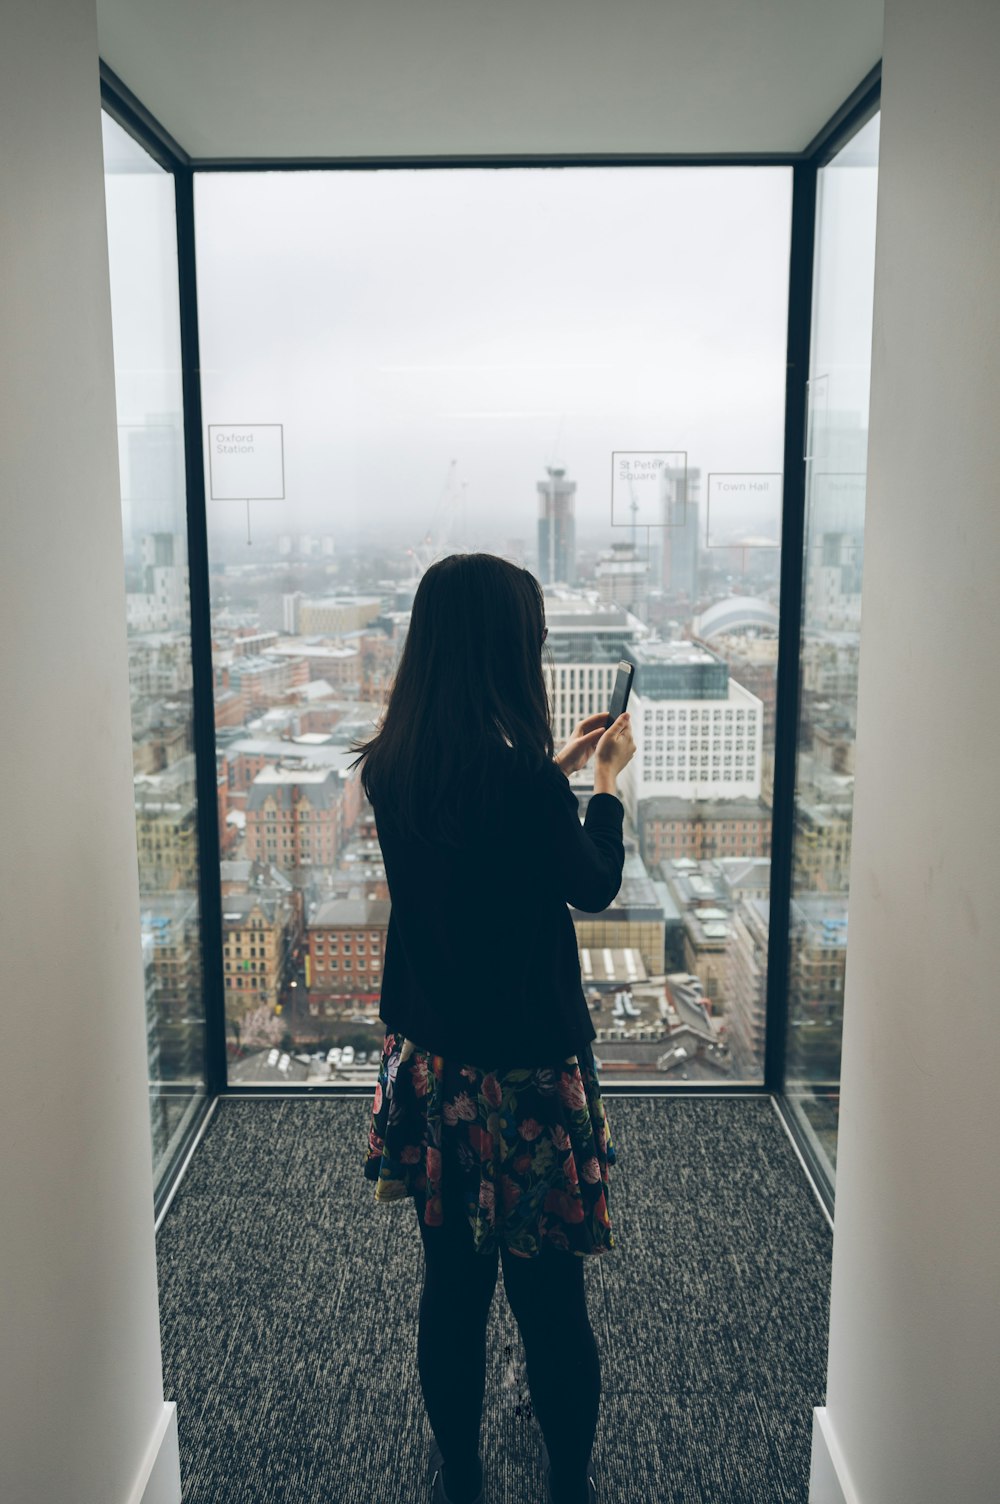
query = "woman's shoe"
xmin=428 ymin=1436 xmax=485 ymax=1504
xmin=540 ymin=1439 xmax=598 ymax=1503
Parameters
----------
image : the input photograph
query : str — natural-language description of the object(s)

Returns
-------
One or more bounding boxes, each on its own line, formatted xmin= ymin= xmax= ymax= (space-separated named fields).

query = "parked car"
xmin=341 ymin=1045 xmax=355 ymax=1066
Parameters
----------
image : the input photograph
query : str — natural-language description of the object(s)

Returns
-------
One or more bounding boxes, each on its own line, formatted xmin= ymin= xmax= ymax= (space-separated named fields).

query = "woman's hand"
xmin=554 ymin=712 xmax=622 ymax=776
xmin=595 ymin=711 xmax=635 ymax=775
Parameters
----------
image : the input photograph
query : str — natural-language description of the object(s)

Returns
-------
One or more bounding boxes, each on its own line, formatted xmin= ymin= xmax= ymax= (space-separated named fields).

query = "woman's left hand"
xmin=554 ymin=712 xmax=612 ymax=776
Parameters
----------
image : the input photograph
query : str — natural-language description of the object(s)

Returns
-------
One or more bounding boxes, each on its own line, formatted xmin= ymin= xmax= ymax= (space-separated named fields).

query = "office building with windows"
xmin=539 ymin=591 xmax=647 ymax=747
xmin=616 ymin=640 xmax=765 ymax=821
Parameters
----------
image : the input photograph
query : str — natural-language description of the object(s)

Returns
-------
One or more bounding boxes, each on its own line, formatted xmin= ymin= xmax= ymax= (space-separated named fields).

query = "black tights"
xmin=413 ymin=1153 xmax=601 ymax=1504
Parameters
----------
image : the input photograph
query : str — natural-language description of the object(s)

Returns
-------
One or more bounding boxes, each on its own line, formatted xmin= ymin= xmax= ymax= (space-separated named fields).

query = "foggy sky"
xmin=102 ymin=127 xmax=880 ymax=557
xmin=192 ymin=164 xmax=793 ymax=548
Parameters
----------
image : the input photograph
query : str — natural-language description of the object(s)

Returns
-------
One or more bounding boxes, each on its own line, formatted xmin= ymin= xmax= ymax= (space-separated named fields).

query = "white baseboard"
xmin=810 ymin=1407 xmax=862 ymax=1504
xmin=126 ymin=1401 xmax=181 ymax=1504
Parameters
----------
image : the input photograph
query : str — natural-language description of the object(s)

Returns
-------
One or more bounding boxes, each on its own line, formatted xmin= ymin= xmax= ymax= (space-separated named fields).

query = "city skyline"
xmin=102 ymin=128 xmax=866 ymax=1118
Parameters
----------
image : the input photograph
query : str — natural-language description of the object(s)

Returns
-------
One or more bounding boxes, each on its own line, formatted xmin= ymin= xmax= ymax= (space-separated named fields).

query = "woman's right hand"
xmin=595 ymin=712 xmax=635 ymax=774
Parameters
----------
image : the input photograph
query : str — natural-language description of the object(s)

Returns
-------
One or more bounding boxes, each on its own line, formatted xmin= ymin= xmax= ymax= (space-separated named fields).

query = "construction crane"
xmin=406 ymin=459 xmax=471 ymax=577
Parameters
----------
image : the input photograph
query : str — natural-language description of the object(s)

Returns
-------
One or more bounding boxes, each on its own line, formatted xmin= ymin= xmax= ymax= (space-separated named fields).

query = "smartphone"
xmin=605 ymin=660 xmax=635 ymax=729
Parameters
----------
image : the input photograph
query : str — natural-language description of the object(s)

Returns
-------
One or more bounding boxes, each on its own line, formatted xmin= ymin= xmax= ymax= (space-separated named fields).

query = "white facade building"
xmin=543 ymin=658 xmax=623 ymax=748
xmin=125 ymin=532 xmax=190 ymax=632
xmin=540 ymin=590 xmax=648 ymax=747
xmin=615 ymin=641 xmax=763 ymax=823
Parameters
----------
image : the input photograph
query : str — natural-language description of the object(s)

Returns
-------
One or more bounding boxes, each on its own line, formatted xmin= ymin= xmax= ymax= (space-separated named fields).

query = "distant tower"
xmin=660 ymin=465 xmax=701 ymax=599
xmin=595 ymin=539 xmax=650 ymax=614
xmin=126 ymin=420 xmax=184 ymax=539
xmin=536 ymin=465 xmax=577 ymax=585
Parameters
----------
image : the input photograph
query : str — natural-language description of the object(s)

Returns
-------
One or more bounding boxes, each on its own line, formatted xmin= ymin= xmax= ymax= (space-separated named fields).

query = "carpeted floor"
xmin=155 ymin=1095 xmax=832 ymax=1503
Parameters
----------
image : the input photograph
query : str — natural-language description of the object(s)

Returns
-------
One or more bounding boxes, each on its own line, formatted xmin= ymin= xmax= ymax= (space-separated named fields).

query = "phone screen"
xmin=606 ymin=660 xmax=634 ymax=728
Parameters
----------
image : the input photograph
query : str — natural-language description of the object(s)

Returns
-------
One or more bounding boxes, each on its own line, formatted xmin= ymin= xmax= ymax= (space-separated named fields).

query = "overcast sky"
xmin=102 ymin=122 xmax=881 ymax=558
xmin=192 ymin=164 xmax=793 ymax=549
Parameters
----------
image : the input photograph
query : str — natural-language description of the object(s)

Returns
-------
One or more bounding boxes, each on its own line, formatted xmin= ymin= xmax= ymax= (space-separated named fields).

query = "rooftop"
xmin=629 ymin=640 xmax=721 ymax=667
xmin=309 ymin=896 xmax=391 ymax=927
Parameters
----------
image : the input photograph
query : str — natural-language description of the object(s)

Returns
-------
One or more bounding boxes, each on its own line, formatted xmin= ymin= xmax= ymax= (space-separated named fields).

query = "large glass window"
xmin=786 ymin=113 xmax=881 ymax=1178
xmin=102 ymin=114 xmax=207 ymax=1173
xmin=193 ymin=166 xmax=792 ymax=1086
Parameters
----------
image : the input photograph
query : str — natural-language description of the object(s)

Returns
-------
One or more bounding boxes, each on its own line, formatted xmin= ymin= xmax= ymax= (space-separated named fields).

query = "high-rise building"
xmin=724 ymin=893 xmax=770 ymax=1078
xmin=536 ymin=465 xmax=577 ymax=585
xmin=808 ymin=529 xmax=864 ymax=630
xmin=658 ymin=465 xmax=701 ymax=600
xmin=134 ymin=755 xmax=199 ymax=891
xmin=125 ymin=531 xmax=190 ymax=632
xmin=595 ymin=539 xmax=650 ymax=613
xmin=786 ymin=896 xmax=848 ymax=1080
xmin=124 ymin=419 xmax=184 ymax=539
xmin=804 ymin=416 xmax=867 ymax=630
xmin=139 ymin=894 xmax=201 ymax=1079
xmin=282 ymin=591 xmax=304 ymax=632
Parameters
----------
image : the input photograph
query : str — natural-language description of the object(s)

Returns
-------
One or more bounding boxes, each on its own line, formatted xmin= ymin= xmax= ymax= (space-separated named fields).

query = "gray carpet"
xmin=155 ymin=1096 xmax=832 ymax=1503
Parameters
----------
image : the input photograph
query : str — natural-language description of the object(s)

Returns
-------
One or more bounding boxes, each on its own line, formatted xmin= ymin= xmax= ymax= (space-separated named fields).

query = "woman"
xmin=351 ymin=553 xmax=635 ymax=1504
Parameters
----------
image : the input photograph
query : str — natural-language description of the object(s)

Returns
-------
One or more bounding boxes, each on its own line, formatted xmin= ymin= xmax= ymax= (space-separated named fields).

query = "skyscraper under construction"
xmin=536 ymin=465 xmax=577 ymax=585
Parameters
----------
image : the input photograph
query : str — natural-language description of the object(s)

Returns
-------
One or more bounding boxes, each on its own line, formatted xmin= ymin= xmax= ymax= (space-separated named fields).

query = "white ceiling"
xmin=96 ymin=0 xmax=883 ymax=162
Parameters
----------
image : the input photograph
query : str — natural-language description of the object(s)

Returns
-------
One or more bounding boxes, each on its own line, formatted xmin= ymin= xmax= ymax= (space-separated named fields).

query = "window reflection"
xmin=786 ymin=112 xmax=881 ymax=1180
xmin=102 ymin=113 xmax=207 ymax=1179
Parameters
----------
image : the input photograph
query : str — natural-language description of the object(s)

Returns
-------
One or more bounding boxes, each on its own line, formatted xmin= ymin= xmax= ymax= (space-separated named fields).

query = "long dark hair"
xmin=347 ymin=553 xmax=554 ymax=846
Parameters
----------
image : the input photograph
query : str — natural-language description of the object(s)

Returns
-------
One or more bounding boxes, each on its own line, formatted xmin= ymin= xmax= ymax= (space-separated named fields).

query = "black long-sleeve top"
xmin=372 ymin=753 xmax=625 ymax=1068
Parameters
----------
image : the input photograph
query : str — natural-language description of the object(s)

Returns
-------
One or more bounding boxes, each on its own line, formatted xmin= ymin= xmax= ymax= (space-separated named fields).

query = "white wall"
xmin=811 ymin=1 xmax=1000 ymax=1500
xmin=0 ymin=3 xmax=180 ymax=1502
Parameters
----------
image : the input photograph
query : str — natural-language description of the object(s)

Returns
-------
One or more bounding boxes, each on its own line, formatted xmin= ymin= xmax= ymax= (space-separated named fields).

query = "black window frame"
xmin=99 ymin=59 xmax=881 ymax=1226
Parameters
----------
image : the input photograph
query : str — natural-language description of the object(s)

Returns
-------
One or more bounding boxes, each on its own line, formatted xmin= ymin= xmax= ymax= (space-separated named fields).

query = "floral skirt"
xmin=363 ymin=1029 xmax=617 ymax=1260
